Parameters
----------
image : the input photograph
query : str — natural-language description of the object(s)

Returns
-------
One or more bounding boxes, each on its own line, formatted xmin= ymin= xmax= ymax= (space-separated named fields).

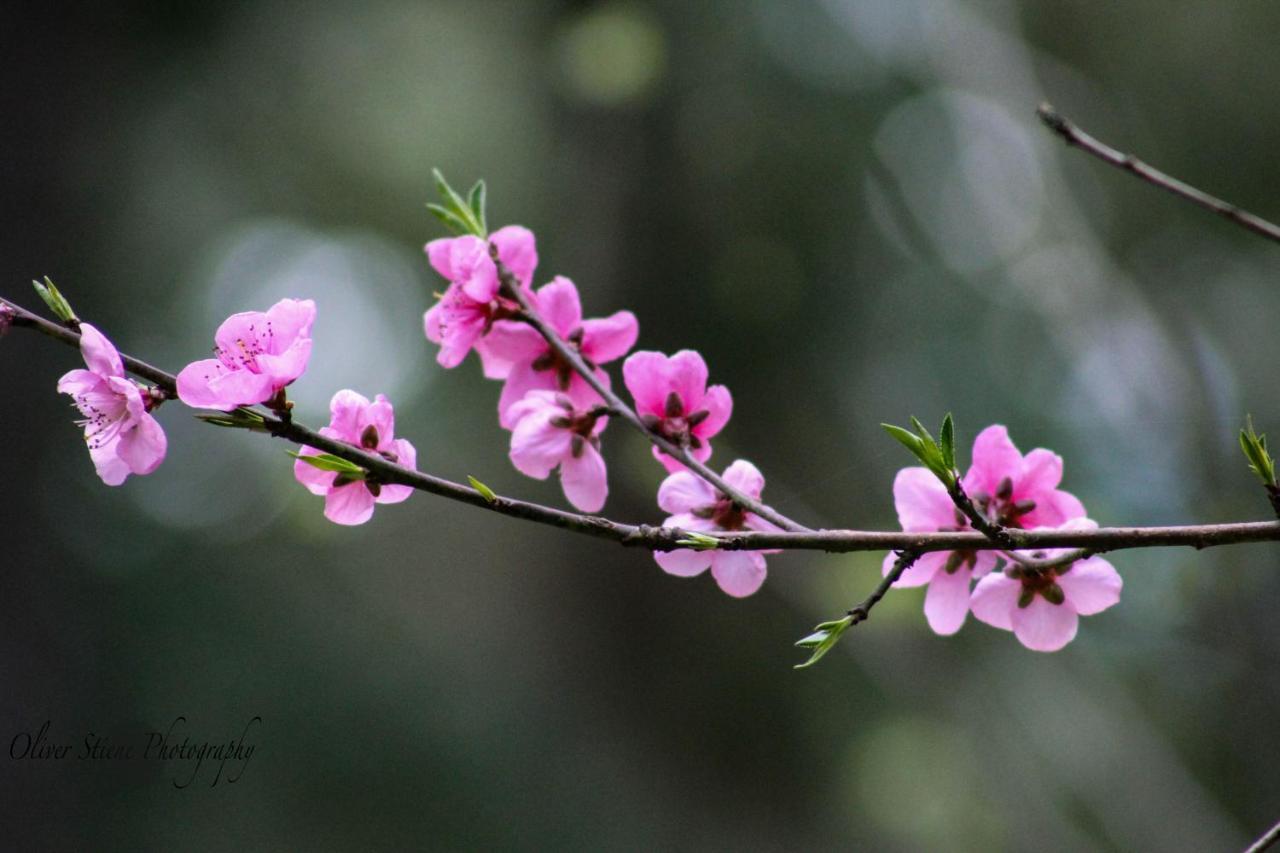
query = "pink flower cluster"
xmin=423 ymin=226 xmax=767 ymax=595
xmin=883 ymin=425 xmax=1121 ymax=651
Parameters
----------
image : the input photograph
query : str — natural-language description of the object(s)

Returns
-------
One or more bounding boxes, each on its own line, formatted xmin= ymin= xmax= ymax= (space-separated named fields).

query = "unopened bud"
xmin=664 ymin=391 xmax=684 ymax=418
xmin=1042 ymin=582 xmax=1065 ymax=605
xmin=360 ymin=424 xmax=380 ymax=450
xmin=996 ymin=476 xmax=1014 ymax=501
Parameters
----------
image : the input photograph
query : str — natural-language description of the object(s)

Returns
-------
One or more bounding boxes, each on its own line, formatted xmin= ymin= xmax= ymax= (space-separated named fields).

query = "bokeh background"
xmin=3 ymin=0 xmax=1279 ymax=849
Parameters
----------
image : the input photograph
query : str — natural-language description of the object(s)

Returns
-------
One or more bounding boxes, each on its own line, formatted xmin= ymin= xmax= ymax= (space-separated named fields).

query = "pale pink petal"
xmin=213 ymin=310 xmax=267 ymax=360
xmin=423 ymin=301 xmax=445 ymax=344
xmin=328 ymin=390 xmax=372 ymax=442
xmin=882 ymin=549 xmax=946 ymax=588
xmin=666 ymin=350 xmax=709 ymax=411
xmin=710 ymin=550 xmax=767 ymax=598
xmin=116 ymin=413 xmax=167 ymax=475
xmin=505 ymin=389 xmax=561 ymax=425
xmin=559 ymin=441 xmax=607 ymax=512
xmin=663 ymin=512 xmax=719 ymax=533
xmin=375 ymin=439 xmax=417 ymax=504
xmin=478 ymin=320 xmax=545 ymax=378
xmin=509 ymin=411 xmax=572 ymax=478
xmin=970 ymin=572 xmax=1021 ymax=631
xmin=363 ymin=394 xmax=396 ymax=451
xmin=1022 ymin=489 xmax=1087 ymax=529
xmin=1056 ymin=557 xmax=1122 ymax=616
xmin=535 ymin=277 xmax=582 ymax=336
xmin=565 ymin=369 xmax=610 ymax=412
xmin=262 ymin=298 xmax=316 ymax=352
xmin=498 ymin=361 xmax=556 ymax=429
xmin=622 ymin=351 xmax=670 ymax=415
xmin=324 ymin=482 xmax=377 ymax=525
xmin=426 ymin=237 xmax=458 ymax=281
xmin=963 ymin=425 xmax=1023 ymax=495
xmin=176 ymin=358 xmax=273 ymax=410
xmin=255 ymin=337 xmax=312 ymax=387
xmin=1017 ymin=448 xmax=1063 ymax=499
xmin=923 ymin=567 xmax=973 ymax=635
xmin=693 ymin=385 xmax=732 ymax=439
xmin=449 ymin=236 xmax=500 ymax=303
xmin=722 ymin=460 xmax=765 ymax=500
xmin=892 ymin=467 xmax=959 ymax=532
xmin=89 ymin=442 xmax=130 ymax=486
xmin=435 ymin=308 xmax=487 ymax=369
xmin=490 ymin=225 xmax=538 ymax=288
xmin=78 ymin=323 xmax=123 ymax=378
xmin=654 ymin=548 xmax=713 ymax=577
xmin=293 ymin=447 xmax=336 ymax=496
xmin=57 ymin=368 xmax=104 ymax=397
xmin=970 ymin=550 xmax=1000 ymax=579
xmin=1012 ymin=598 xmax=1079 ymax=652
xmin=653 ymin=440 xmax=714 ymax=473
xmin=657 ymin=471 xmax=716 ymax=514
xmin=580 ymin=310 xmax=639 ymax=364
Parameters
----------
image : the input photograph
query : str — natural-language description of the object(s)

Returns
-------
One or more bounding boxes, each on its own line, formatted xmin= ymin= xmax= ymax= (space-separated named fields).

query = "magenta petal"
xmin=666 ymin=350 xmax=710 ymax=410
xmin=694 ymin=385 xmax=732 ymax=439
xmin=364 ymin=394 xmax=396 ymax=451
xmin=654 ymin=548 xmax=712 ymax=578
xmin=560 ymin=441 xmax=607 ymax=512
xmin=622 ymin=351 xmax=670 ymax=415
xmin=970 ymin=573 xmax=1020 ymax=631
xmin=175 ymin=358 xmax=237 ymax=410
xmin=565 ymin=370 xmax=610 ymax=413
xmin=263 ymin=298 xmax=316 ymax=349
xmin=657 ymin=471 xmax=716 ymax=514
xmin=722 ymin=460 xmax=765 ymax=500
xmin=710 ymin=551 xmax=767 ymax=598
xmin=1023 ymin=489 xmax=1087 ymax=528
xmin=923 ymin=568 xmax=972 ymax=635
xmin=448 ymin=236 xmax=499 ymax=303
xmin=327 ymin=389 xmax=371 ymax=442
xmin=423 ymin=302 xmax=444 ymax=344
xmin=1056 ymin=557 xmax=1122 ymax=616
xmin=89 ymin=442 xmax=131 ymax=486
xmin=78 ymin=323 xmax=124 ymax=378
xmin=1012 ymin=598 xmax=1079 ymax=652
xmin=375 ymin=439 xmax=417 ymax=504
xmin=255 ymin=338 xmax=312 ymax=387
xmin=213 ymin=310 xmax=267 ymax=358
xmin=581 ymin=310 xmax=639 ymax=364
xmin=498 ymin=361 xmax=555 ymax=429
xmin=963 ymin=425 xmax=1023 ymax=495
xmin=884 ymin=549 xmax=946 ymax=588
xmin=324 ymin=482 xmax=376 ymax=525
xmin=1018 ymin=448 xmax=1064 ymax=498
xmin=479 ymin=320 xmax=545 ymax=377
xmin=490 ymin=225 xmax=538 ymax=288
xmin=892 ymin=467 xmax=957 ymax=532
xmin=116 ymin=414 xmax=167 ymax=475
xmin=535 ymin=276 xmax=582 ymax=335
xmin=509 ymin=410 xmax=572 ymax=479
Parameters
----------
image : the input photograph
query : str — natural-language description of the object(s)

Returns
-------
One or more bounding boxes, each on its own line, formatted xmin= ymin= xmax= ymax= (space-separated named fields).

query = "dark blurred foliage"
xmin=3 ymin=0 xmax=1279 ymax=849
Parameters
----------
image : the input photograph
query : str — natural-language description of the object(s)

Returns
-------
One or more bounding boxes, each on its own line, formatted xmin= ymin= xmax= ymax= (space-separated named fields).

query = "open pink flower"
xmin=483 ymin=276 xmax=637 ymax=428
xmin=176 ymin=298 xmax=315 ymax=411
xmin=882 ymin=424 xmax=1088 ymax=635
xmin=970 ymin=520 xmax=1122 ymax=652
xmin=622 ymin=350 xmax=732 ymax=473
xmin=653 ymin=460 xmax=780 ymax=598
xmin=57 ymin=323 xmax=166 ymax=486
xmin=293 ymin=390 xmax=417 ymax=526
xmin=506 ymin=390 xmax=609 ymax=512
xmin=423 ymin=225 xmax=537 ymax=372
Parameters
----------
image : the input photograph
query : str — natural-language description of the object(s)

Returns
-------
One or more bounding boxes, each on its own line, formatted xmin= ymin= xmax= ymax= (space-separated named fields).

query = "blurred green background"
xmin=3 ymin=0 xmax=1280 ymax=849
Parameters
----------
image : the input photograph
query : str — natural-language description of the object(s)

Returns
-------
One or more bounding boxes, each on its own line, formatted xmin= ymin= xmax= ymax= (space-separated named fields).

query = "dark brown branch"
xmin=849 ymin=549 xmax=921 ymax=626
xmin=9 ymin=294 xmax=1280 ymax=560
xmin=1037 ymin=102 xmax=1280 ymax=245
xmin=1245 ymin=817 xmax=1280 ymax=853
xmin=488 ymin=247 xmax=811 ymax=534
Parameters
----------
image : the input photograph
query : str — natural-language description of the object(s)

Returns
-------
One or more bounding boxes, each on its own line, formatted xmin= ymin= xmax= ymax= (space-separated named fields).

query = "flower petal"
xmin=57 ymin=368 xmax=105 ymax=398
xmin=328 ymin=389 xmax=372 ymax=443
xmin=1017 ymin=448 xmax=1063 ymax=498
xmin=509 ymin=409 xmax=572 ymax=479
xmin=262 ymin=298 xmax=316 ymax=353
xmin=693 ymin=385 xmax=732 ymax=439
xmin=892 ymin=467 xmax=959 ymax=532
xmin=622 ymin=351 xmax=670 ymax=415
xmin=491 ymin=225 xmax=538 ymax=288
xmin=657 ymin=471 xmax=716 ymax=514
xmin=293 ymin=447 xmax=337 ymax=495
xmin=78 ymin=323 xmax=123 ymax=378
xmin=1056 ymin=556 xmax=1122 ymax=616
xmin=882 ymin=549 xmax=945 ymax=588
xmin=1012 ymin=598 xmax=1079 ymax=652
xmin=559 ymin=441 xmax=607 ymax=512
xmin=970 ymin=572 xmax=1021 ymax=631
xmin=116 ymin=413 xmax=167 ymax=476
xmin=478 ymin=320 xmax=544 ymax=379
xmin=363 ymin=394 xmax=396 ymax=452
xmin=89 ymin=442 xmax=131 ymax=486
xmin=923 ymin=567 xmax=973 ymax=636
xmin=963 ymin=424 xmax=1022 ymax=496
xmin=722 ymin=459 xmax=765 ymax=500
xmin=324 ymin=482 xmax=376 ymax=525
xmin=535 ymin=276 xmax=582 ymax=336
xmin=710 ymin=550 xmax=767 ymax=598
xmin=581 ymin=310 xmax=639 ymax=364
xmin=498 ymin=361 xmax=556 ymax=429
xmin=654 ymin=548 xmax=712 ymax=577
xmin=666 ymin=350 xmax=709 ymax=411
xmin=376 ymin=439 xmax=417 ymax=504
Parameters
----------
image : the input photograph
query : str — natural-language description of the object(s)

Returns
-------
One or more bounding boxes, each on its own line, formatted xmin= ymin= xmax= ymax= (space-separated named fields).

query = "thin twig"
xmin=9 ymin=294 xmax=1280 ymax=559
xmin=489 ymin=247 xmax=811 ymax=533
xmin=849 ymin=549 xmax=921 ymax=625
xmin=1244 ymin=817 xmax=1280 ymax=853
xmin=946 ymin=480 xmax=1015 ymax=548
xmin=1037 ymin=102 xmax=1280 ymax=245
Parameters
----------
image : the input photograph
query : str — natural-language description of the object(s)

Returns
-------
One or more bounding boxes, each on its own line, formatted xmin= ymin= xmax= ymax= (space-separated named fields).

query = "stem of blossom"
xmin=1037 ymin=102 xmax=1280 ymax=246
xmin=9 ymin=294 xmax=1280 ymax=558
xmin=946 ymin=480 xmax=1015 ymax=548
xmin=848 ymin=549 xmax=922 ymax=626
xmin=1266 ymin=486 xmax=1280 ymax=522
xmin=999 ymin=548 xmax=1091 ymax=573
xmin=486 ymin=246 xmax=811 ymax=533
xmin=1245 ymin=817 xmax=1280 ymax=853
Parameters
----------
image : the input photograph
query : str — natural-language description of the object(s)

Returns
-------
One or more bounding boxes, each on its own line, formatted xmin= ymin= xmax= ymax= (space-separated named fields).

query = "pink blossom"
xmin=882 ymin=424 xmax=1088 ymax=635
xmin=176 ymin=298 xmax=316 ymax=411
xmin=970 ymin=520 xmax=1122 ymax=652
xmin=293 ymin=390 xmax=418 ymax=526
xmin=506 ymin=390 xmax=609 ymax=512
xmin=653 ymin=460 xmax=780 ymax=598
xmin=622 ymin=350 xmax=733 ymax=473
xmin=483 ymin=276 xmax=637 ymax=428
xmin=57 ymin=323 xmax=166 ymax=486
xmin=423 ymin=225 xmax=538 ymax=372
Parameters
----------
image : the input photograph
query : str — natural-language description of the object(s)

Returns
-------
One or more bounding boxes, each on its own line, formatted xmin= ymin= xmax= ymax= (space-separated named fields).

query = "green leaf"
xmin=288 ymin=451 xmax=366 ymax=477
xmin=939 ymin=412 xmax=955 ymax=471
xmin=881 ymin=420 xmax=954 ymax=487
xmin=32 ymin=277 xmax=78 ymax=324
xmin=426 ymin=203 xmax=472 ymax=236
xmin=675 ymin=530 xmax=721 ymax=550
xmin=194 ymin=409 xmax=272 ymax=433
xmin=468 ymin=475 xmax=499 ymax=504
xmin=431 ymin=169 xmax=484 ymax=237
xmin=881 ymin=423 xmax=925 ymax=456
xmin=1240 ymin=415 xmax=1277 ymax=486
xmin=793 ymin=615 xmax=853 ymax=669
xmin=467 ymin=179 xmax=487 ymax=235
